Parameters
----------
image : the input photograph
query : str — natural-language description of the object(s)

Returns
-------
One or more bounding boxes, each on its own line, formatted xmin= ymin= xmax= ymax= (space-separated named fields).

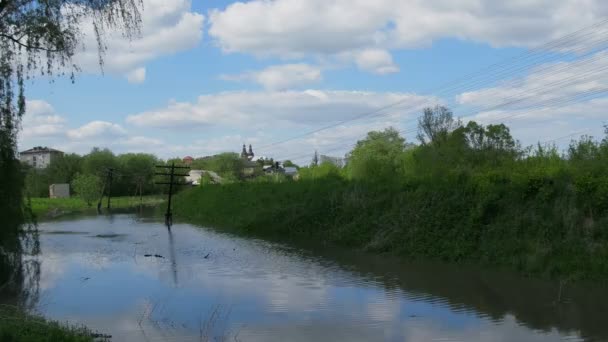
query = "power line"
xmin=278 ymin=86 xmax=608 ymax=162
xmin=255 ymin=18 xmax=608 ymax=152
xmin=277 ymin=60 xmax=608 ymax=162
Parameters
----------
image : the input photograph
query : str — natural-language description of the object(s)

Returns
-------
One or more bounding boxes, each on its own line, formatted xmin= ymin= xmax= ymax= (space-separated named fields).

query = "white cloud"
xmin=451 ymin=50 xmax=608 ymax=144
xmin=457 ymin=51 xmax=608 ymax=109
xmin=120 ymin=136 xmax=163 ymax=147
xmin=221 ymin=64 xmax=322 ymax=90
xmin=123 ymin=89 xmax=438 ymax=161
xmin=126 ymin=67 xmax=146 ymax=84
xmin=67 ymin=121 xmax=127 ymax=140
xmin=208 ymin=0 xmax=608 ymax=72
xmin=354 ymin=49 xmax=399 ymax=75
xmin=126 ymin=90 xmax=437 ymax=129
xmin=20 ymin=100 xmax=67 ymax=139
xmin=170 ymin=134 xmax=263 ymax=156
xmin=74 ymin=0 xmax=204 ymax=78
xmin=26 ymin=100 xmax=56 ymax=116
xmin=18 ymin=100 xmax=166 ymax=155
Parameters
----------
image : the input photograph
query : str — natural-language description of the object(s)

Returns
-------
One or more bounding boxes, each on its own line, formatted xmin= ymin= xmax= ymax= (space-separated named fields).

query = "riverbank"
xmin=173 ymin=177 xmax=608 ymax=281
xmin=0 ymin=306 xmax=98 ymax=341
xmin=29 ymin=196 xmax=164 ymax=220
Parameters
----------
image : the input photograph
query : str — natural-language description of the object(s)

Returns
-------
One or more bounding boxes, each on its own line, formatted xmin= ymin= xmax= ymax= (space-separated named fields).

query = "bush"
xmin=71 ymin=174 xmax=101 ymax=207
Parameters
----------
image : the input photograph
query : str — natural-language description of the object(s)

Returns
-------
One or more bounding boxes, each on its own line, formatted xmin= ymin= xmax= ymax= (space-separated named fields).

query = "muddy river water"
xmin=9 ymin=213 xmax=608 ymax=341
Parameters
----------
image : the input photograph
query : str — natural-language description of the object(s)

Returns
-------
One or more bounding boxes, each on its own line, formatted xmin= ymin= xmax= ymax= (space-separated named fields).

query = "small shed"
xmin=49 ymin=184 xmax=70 ymax=199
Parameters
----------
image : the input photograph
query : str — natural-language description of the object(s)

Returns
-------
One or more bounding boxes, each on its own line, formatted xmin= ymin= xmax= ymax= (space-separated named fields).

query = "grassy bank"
xmin=29 ymin=196 xmax=164 ymax=219
xmin=174 ymin=174 xmax=608 ymax=281
xmin=0 ymin=306 xmax=97 ymax=342
xmin=173 ymin=118 xmax=608 ymax=281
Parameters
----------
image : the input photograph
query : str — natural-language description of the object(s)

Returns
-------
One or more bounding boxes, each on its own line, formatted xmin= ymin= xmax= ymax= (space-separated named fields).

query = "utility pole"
xmin=97 ymin=179 xmax=105 ymax=212
xmin=155 ymin=163 xmax=190 ymax=228
xmin=106 ymin=168 xmax=114 ymax=209
xmin=97 ymin=167 xmax=115 ymax=212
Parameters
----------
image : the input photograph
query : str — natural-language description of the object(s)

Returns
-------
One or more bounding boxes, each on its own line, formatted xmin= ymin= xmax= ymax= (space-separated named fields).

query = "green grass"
xmin=0 ymin=306 xmax=97 ymax=342
xmin=173 ymin=177 xmax=608 ymax=281
xmin=29 ymin=196 xmax=164 ymax=219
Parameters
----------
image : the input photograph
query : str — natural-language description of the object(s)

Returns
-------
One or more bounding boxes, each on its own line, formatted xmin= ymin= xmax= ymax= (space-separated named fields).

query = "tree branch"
xmin=0 ymin=33 xmax=62 ymax=52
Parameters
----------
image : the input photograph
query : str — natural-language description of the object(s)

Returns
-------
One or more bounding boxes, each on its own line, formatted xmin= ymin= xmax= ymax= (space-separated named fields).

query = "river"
xmin=6 ymin=212 xmax=608 ymax=341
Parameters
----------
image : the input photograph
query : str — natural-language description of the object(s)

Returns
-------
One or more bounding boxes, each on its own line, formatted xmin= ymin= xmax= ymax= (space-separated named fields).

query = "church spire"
xmin=241 ymin=144 xmax=247 ymax=159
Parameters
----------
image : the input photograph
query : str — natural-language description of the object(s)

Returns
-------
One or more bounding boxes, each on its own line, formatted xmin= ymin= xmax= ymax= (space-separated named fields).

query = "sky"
xmin=18 ymin=0 xmax=608 ymax=164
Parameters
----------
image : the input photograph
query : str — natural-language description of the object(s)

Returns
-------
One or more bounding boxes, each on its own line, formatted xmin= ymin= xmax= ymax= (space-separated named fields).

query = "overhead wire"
xmin=255 ymin=18 xmax=608 ymax=152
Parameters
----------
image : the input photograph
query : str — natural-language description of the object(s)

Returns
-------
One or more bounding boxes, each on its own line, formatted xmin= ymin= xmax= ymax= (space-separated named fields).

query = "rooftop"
xmin=20 ymin=146 xmax=63 ymax=154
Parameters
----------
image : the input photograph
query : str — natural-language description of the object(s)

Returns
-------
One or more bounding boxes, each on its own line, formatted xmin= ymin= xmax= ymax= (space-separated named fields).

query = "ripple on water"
xmin=14 ymin=214 xmax=605 ymax=342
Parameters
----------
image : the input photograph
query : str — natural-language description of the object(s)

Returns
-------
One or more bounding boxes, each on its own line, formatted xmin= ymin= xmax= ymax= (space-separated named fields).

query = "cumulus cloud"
xmin=20 ymin=100 xmax=67 ymax=139
xmin=353 ymin=49 xmax=399 ymax=75
xmin=126 ymin=90 xmax=437 ymax=129
xmin=208 ymin=0 xmax=608 ymax=73
xmin=75 ymin=0 xmax=204 ymax=78
xmin=126 ymin=67 xmax=147 ymax=84
xmin=67 ymin=121 xmax=127 ymax=140
xmin=221 ymin=64 xmax=322 ymax=90
xmin=17 ymin=100 xmax=168 ymax=155
xmin=457 ymin=50 xmax=608 ymax=109
xmin=123 ymin=90 xmax=439 ymax=161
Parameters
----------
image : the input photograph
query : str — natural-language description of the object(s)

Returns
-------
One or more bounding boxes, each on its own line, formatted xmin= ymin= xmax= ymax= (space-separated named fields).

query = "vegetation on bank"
xmin=175 ymin=107 xmax=608 ymax=281
xmin=0 ymin=306 xmax=97 ymax=342
xmin=29 ymin=196 xmax=164 ymax=219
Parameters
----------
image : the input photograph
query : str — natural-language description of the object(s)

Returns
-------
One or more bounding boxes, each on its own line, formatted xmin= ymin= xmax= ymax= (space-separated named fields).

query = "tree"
xmin=72 ymin=173 xmax=102 ymax=207
xmin=117 ymin=153 xmax=157 ymax=196
xmin=190 ymin=153 xmax=244 ymax=179
xmin=47 ymin=153 xmax=83 ymax=184
xmin=82 ymin=148 xmax=118 ymax=175
xmin=283 ymin=160 xmax=298 ymax=168
xmin=311 ymin=150 xmax=319 ymax=167
xmin=347 ymin=127 xmax=406 ymax=182
xmin=0 ymin=1 xmax=142 ymax=244
xmin=417 ymin=106 xmax=462 ymax=145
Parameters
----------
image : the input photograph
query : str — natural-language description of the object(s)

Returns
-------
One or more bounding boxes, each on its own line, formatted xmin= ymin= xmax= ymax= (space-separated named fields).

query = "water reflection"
xmin=167 ymin=229 xmax=178 ymax=287
xmin=2 ymin=213 xmax=606 ymax=342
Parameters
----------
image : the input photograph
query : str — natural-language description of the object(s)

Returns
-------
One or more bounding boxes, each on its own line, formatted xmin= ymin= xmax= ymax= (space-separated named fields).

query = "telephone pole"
xmin=106 ymin=168 xmax=114 ymax=209
xmin=155 ymin=163 xmax=190 ymax=228
xmin=97 ymin=167 xmax=115 ymax=212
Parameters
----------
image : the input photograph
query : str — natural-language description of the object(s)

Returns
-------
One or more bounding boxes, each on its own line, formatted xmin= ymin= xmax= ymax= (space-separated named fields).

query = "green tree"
xmin=47 ymin=153 xmax=83 ymax=184
xmin=347 ymin=127 xmax=406 ymax=182
xmin=193 ymin=153 xmax=244 ymax=179
xmin=417 ymin=106 xmax=462 ymax=146
xmin=117 ymin=153 xmax=158 ymax=196
xmin=0 ymin=0 xmax=142 ymax=225
xmin=82 ymin=148 xmax=118 ymax=175
xmin=72 ymin=173 xmax=102 ymax=207
xmin=24 ymin=168 xmax=50 ymax=198
xmin=311 ymin=150 xmax=319 ymax=167
xmin=283 ymin=160 xmax=298 ymax=168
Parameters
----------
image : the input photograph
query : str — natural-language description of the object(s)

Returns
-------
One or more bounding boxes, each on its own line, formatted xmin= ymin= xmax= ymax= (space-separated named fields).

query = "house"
xmin=19 ymin=146 xmax=63 ymax=169
xmin=186 ymin=169 xmax=222 ymax=185
xmin=182 ymin=156 xmax=194 ymax=166
xmin=263 ymin=164 xmax=299 ymax=178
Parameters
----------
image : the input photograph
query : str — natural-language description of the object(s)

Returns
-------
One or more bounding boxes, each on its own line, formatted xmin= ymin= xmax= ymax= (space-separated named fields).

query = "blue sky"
xmin=19 ymin=0 xmax=608 ymax=163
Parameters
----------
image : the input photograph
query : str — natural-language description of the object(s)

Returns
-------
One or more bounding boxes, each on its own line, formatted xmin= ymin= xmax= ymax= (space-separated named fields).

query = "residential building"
xmin=182 ymin=156 xmax=194 ymax=165
xmin=19 ymin=146 xmax=63 ymax=169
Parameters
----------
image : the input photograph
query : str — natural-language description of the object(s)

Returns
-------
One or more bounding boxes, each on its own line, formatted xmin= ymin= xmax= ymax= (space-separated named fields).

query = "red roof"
xmin=183 ymin=156 xmax=194 ymax=161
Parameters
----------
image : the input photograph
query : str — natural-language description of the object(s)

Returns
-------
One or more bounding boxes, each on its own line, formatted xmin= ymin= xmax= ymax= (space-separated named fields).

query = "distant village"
xmin=18 ymin=144 xmax=347 ymax=197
